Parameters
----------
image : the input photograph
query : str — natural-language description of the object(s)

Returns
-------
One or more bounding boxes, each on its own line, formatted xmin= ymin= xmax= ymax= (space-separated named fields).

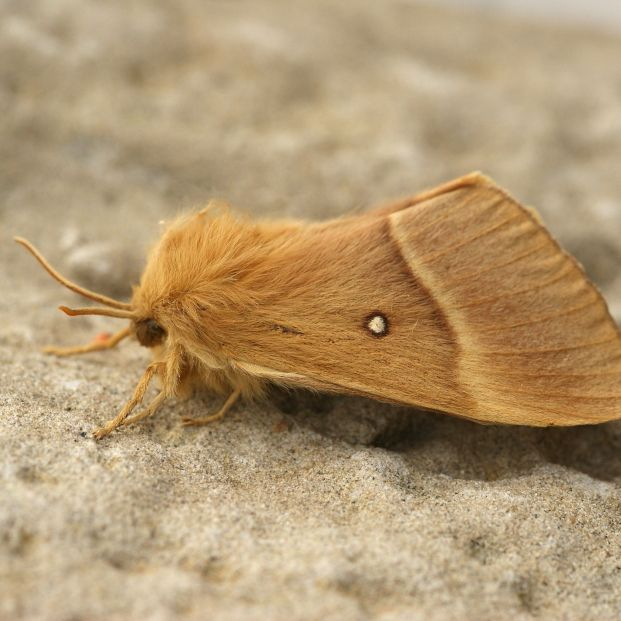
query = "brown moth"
xmin=15 ymin=172 xmax=621 ymax=439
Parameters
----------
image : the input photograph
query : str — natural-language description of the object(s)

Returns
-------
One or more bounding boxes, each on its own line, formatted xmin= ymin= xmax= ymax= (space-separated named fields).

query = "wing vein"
xmin=454 ymin=263 xmax=575 ymax=309
xmin=477 ymin=295 xmax=599 ymax=333
xmin=404 ymin=194 xmax=506 ymax=243
xmin=422 ymin=214 xmax=524 ymax=264
xmin=443 ymin=239 xmax=551 ymax=286
xmin=479 ymin=334 xmax=618 ymax=355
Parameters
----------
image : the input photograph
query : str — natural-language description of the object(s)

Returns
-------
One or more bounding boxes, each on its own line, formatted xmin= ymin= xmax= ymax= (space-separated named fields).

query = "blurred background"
xmin=2 ymin=2 xmax=621 ymax=620
xmin=439 ymin=0 xmax=621 ymax=32
xmin=2 ymin=0 xmax=621 ymax=318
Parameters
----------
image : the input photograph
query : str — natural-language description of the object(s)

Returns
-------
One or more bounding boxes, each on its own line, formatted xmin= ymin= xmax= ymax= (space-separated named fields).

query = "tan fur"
xmin=17 ymin=173 xmax=621 ymax=436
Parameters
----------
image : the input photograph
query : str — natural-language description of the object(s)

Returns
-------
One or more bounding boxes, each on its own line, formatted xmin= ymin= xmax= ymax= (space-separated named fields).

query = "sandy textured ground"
xmin=2 ymin=1 xmax=621 ymax=620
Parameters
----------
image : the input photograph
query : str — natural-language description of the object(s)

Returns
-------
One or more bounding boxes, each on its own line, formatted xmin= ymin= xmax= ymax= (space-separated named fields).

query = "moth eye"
xmin=135 ymin=318 xmax=166 ymax=347
xmin=366 ymin=313 xmax=389 ymax=337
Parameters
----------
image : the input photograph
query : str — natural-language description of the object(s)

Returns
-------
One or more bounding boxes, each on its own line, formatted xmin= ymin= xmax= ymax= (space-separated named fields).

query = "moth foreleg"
xmin=181 ymin=388 xmax=241 ymax=427
xmin=120 ymin=391 xmax=167 ymax=428
xmin=93 ymin=361 xmax=164 ymax=439
xmin=43 ymin=326 xmax=130 ymax=357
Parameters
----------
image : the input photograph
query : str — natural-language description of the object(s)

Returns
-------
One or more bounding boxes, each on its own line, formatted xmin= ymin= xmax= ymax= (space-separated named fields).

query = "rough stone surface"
xmin=1 ymin=2 xmax=621 ymax=620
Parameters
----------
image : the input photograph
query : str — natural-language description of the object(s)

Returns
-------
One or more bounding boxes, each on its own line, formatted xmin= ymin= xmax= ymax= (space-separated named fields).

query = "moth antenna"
xmin=59 ymin=305 xmax=137 ymax=320
xmin=14 ymin=237 xmax=132 ymax=310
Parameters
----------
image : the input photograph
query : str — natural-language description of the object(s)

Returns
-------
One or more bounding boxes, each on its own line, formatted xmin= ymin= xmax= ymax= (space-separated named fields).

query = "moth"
xmin=15 ymin=172 xmax=621 ymax=439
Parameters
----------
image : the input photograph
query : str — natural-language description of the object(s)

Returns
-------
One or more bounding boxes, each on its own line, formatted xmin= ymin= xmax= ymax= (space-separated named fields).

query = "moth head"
xmin=15 ymin=234 xmax=214 ymax=438
xmin=13 ymin=237 xmax=176 ymax=352
xmin=15 ymin=210 xmax=233 ymax=366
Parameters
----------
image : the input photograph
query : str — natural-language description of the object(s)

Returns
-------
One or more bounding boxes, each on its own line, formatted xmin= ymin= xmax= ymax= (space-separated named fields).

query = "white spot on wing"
xmin=368 ymin=314 xmax=387 ymax=336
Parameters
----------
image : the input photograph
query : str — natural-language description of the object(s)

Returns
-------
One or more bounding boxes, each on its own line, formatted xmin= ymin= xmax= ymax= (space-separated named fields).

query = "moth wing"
xmin=386 ymin=173 xmax=621 ymax=425
xmin=227 ymin=173 xmax=621 ymax=426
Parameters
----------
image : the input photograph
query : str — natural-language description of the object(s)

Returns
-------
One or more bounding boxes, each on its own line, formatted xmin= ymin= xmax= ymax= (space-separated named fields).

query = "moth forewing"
xmin=207 ymin=173 xmax=621 ymax=426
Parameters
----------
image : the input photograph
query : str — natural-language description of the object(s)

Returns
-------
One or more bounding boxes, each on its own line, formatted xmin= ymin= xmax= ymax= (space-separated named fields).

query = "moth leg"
xmin=120 ymin=392 xmax=167 ymax=428
xmin=181 ymin=388 xmax=241 ymax=427
xmin=93 ymin=362 xmax=164 ymax=440
xmin=43 ymin=326 xmax=131 ymax=357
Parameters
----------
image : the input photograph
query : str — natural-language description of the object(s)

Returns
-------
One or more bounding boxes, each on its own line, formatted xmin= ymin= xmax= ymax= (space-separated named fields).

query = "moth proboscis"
xmin=15 ymin=172 xmax=621 ymax=439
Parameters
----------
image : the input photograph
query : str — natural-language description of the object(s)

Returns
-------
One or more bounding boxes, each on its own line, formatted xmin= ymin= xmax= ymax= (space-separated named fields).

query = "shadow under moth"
xmin=15 ymin=172 xmax=621 ymax=439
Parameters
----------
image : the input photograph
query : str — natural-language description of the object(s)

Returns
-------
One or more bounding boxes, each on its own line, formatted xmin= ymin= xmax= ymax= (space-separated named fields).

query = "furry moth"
xmin=15 ymin=172 xmax=621 ymax=439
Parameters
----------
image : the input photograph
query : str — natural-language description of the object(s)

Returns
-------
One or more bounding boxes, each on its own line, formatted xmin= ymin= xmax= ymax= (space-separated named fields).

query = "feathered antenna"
xmin=14 ymin=237 xmax=133 ymax=314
